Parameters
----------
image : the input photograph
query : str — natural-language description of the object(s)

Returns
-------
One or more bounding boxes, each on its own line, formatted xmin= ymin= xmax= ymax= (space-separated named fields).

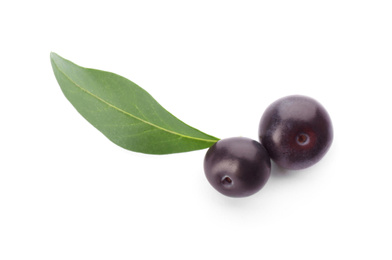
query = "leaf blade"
xmin=50 ymin=52 xmax=219 ymax=154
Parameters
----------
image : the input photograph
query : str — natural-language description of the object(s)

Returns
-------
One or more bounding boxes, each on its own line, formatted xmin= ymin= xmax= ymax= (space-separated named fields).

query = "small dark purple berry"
xmin=259 ymin=95 xmax=333 ymax=170
xmin=204 ymin=137 xmax=271 ymax=198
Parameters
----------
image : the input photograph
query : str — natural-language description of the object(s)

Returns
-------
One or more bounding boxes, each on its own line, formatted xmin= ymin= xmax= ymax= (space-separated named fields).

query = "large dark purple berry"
xmin=204 ymin=137 xmax=271 ymax=198
xmin=259 ymin=95 xmax=333 ymax=170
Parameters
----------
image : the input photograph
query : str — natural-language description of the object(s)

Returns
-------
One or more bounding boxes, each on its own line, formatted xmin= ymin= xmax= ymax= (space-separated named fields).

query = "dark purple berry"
xmin=204 ymin=137 xmax=271 ymax=198
xmin=259 ymin=95 xmax=333 ymax=170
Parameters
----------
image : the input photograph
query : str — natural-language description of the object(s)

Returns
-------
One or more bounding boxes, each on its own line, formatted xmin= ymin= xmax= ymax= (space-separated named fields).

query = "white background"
xmin=1 ymin=1 xmax=391 ymax=259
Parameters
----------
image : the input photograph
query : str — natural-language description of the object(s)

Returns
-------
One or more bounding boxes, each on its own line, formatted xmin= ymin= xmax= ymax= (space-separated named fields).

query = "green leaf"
xmin=50 ymin=52 xmax=219 ymax=154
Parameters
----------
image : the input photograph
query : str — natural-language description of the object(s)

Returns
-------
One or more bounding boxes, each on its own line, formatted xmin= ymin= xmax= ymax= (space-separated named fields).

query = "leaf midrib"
xmin=52 ymin=58 xmax=217 ymax=143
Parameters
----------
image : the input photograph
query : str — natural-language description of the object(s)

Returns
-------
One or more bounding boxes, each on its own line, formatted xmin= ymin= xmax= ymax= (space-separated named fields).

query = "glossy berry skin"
xmin=204 ymin=137 xmax=271 ymax=198
xmin=259 ymin=95 xmax=333 ymax=170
